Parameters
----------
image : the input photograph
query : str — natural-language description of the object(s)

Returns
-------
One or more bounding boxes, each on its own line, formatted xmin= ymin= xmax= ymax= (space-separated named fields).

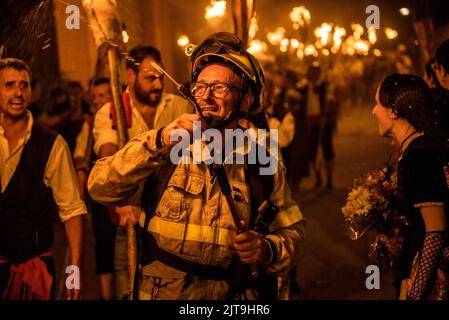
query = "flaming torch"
xmin=82 ymin=0 xmax=135 ymax=300
xmin=368 ymin=27 xmax=377 ymax=45
xmin=314 ymin=22 xmax=333 ymax=47
xmin=289 ymin=6 xmax=311 ymax=42
xmin=332 ymin=26 xmax=346 ymax=53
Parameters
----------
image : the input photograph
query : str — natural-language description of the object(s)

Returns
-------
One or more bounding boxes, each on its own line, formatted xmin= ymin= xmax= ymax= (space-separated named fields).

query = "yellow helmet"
xmin=191 ymin=32 xmax=265 ymax=114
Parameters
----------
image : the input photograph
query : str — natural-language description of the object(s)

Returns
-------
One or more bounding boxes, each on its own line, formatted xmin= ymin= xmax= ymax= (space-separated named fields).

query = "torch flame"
xmin=290 ymin=38 xmax=300 ymax=49
xmin=82 ymin=0 xmax=121 ymax=48
xmin=248 ymin=14 xmax=259 ymax=40
xmin=368 ymin=27 xmax=377 ymax=45
xmin=385 ymin=27 xmax=398 ymax=40
xmin=247 ymin=39 xmax=267 ymax=55
xmin=332 ymin=26 xmax=346 ymax=51
xmin=267 ymin=27 xmax=286 ymax=46
xmin=177 ymin=35 xmax=189 ymax=47
xmin=304 ymin=44 xmax=318 ymax=57
xmin=314 ymin=22 xmax=333 ymax=46
xmin=354 ymin=39 xmax=370 ymax=55
xmin=351 ymin=23 xmax=364 ymax=40
xmin=121 ymin=30 xmax=129 ymax=44
xmin=289 ymin=6 xmax=311 ymax=28
xmin=205 ymin=0 xmax=226 ymax=20
xmin=373 ymin=49 xmax=382 ymax=57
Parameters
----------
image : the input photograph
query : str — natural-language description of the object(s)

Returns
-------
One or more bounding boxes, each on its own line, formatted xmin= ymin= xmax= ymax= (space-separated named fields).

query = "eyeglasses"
xmin=190 ymin=82 xmax=241 ymax=98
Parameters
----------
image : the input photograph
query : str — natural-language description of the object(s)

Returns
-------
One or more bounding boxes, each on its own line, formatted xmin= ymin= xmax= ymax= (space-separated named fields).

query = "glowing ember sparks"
xmin=177 ymin=35 xmax=189 ymax=47
xmin=373 ymin=48 xmax=382 ymax=57
xmin=351 ymin=23 xmax=364 ymax=40
xmin=289 ymin=6 xmax=311 ymax=28
xmin=314 ymin=23 xmax=333 ymax=46
xmin=321 ymin=48 xmax=330 ymax=56
xmin=368 ymin=27 xmax=377 ymax=45
xmin=247 ymin=39 xmax=267 ymax=55
xmin=385 ymin=27 xmax=398 ymax=40
xmin=205 ymin=0 xmax=226 ymax=20
xmin=267 ymin=27 xmax=286 ymax=46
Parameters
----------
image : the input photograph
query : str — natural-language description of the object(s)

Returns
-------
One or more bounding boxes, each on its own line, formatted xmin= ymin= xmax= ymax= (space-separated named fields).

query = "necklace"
xmin=399 ymin=130 xmax=418 ymax=152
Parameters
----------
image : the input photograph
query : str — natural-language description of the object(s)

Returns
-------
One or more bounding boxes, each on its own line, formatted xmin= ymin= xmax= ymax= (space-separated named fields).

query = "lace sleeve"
xmin=408 ymin=231 xmax=447 ymax=300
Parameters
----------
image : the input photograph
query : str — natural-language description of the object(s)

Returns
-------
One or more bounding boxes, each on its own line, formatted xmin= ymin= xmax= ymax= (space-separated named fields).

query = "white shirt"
xmin=0 ymin=112 xmax=87 ymax=222
xmin=91 ymin=91 xmax=193 ymax=157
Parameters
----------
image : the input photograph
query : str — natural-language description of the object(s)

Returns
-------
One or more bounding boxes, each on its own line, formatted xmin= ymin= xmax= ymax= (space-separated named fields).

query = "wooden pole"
xmin=232 ymin=0 xmax=255 ymax=46
xmin=107 ymin=46 xmax=135 ymax=300
xmin=83 ymin=0 xmax=136 ymax=300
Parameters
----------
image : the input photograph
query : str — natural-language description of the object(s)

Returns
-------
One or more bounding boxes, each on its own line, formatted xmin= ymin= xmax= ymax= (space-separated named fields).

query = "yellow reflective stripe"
xmin=139 ymin=215 xmax=236 ymax=246
xmin=268 ymin=205 xmax=304 ymax=231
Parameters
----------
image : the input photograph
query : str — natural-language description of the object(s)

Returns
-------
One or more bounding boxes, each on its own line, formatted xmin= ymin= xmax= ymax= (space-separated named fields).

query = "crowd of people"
xmin=0 ymin=29 xmax=448 ymax=300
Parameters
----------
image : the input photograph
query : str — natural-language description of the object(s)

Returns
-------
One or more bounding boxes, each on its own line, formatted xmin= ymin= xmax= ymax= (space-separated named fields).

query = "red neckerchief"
xmin=109 ymin=91 xmax=132 ymax=129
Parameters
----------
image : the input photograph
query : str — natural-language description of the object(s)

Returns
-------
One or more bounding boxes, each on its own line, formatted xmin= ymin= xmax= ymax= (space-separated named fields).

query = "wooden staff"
xmin=83 ymin=0 xmax=136 ymax=300
xmin=232 ymin=0 xmax=255 ymax=46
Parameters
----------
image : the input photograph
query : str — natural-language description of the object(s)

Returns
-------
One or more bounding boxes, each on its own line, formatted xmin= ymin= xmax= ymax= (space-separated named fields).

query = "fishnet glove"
xmin=408 ymin=232 xmax=447 ymax=300
xmin=442 ymin=246 xmax=449 ymax=271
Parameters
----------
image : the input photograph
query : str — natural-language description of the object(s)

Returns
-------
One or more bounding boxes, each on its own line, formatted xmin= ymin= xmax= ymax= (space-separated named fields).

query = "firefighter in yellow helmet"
xmin=88 ymin=32 xmax=305 ymax=300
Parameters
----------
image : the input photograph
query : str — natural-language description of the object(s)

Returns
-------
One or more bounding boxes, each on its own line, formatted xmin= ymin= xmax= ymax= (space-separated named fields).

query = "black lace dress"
xmin=396 ymin=134 xmax=449 ymax=299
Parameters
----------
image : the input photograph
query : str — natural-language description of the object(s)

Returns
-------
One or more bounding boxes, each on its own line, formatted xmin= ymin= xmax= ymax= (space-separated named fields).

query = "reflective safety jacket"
xmin=88 ymin=128 xmax=306 ymax=297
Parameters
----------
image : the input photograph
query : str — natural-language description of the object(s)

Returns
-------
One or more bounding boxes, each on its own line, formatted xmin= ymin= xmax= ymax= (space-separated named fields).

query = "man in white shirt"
xmin=91 ymin=45 xmax=193 ymax=299
xmin=0 ymin=58 xmax=87 ymax=300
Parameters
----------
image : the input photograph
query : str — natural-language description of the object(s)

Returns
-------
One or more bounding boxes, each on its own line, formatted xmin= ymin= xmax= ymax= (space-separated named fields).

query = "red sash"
xmin=0 ymin=249 xmax=54 ymax=300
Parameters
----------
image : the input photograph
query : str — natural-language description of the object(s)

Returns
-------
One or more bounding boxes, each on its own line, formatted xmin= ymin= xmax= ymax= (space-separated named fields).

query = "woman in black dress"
xmin=372 ymin=73 xmax=449 ymax=300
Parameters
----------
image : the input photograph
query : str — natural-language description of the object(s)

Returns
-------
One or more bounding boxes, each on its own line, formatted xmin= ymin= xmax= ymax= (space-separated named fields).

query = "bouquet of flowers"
xmin=341 ymin=163 xmax=400 ymax=269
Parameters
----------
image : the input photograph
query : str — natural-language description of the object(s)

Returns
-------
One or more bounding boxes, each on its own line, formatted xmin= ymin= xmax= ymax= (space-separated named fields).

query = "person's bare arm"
xmin=64 ymin=215 xmax=84 ymax=300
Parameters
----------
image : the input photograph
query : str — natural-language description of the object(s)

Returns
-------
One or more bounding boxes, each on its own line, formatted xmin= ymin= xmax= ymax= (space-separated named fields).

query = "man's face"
xmin=131 ymin=57 xmax=164 ymax=106
xmin=195 ymin=64 xmax=242 ymax=118
xmin=432 ymin=61 xmax=448 ymax=88
xmin=0 ymin=68 xmax=31 ymax=121
xmin=372 ymin=86 xmax=395 ymax=138
xmin=91 ymin=83 xmax=112 ymax=112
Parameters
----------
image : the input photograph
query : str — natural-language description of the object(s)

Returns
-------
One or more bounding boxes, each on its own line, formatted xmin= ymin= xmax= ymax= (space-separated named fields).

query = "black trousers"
xmin=89 ymin=198 xmax=116 ymax=275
